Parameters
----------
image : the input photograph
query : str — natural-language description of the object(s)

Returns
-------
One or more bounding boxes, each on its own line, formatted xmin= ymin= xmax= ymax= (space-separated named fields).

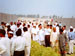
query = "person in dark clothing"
xmin=58 ymin=29 xmax=67 ymax=56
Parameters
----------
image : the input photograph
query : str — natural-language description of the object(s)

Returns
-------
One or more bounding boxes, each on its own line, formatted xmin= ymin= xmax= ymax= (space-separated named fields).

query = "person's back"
xmin=23 ymin=27 xmax=31 ymax=56
xmin=23 ymin=31 xmax=31 ymax=46
xmin=13 ymin=36 xmax=25 ymax=51
xmin=11 ymin=29 xmax=25 ymax=56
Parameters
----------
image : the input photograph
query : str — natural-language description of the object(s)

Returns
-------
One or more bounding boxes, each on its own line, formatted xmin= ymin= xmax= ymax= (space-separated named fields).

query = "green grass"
xmin=30 ymin=41 xmax=59 ymax=56
xmin=30 ymin=41 xmax=75 ymax=56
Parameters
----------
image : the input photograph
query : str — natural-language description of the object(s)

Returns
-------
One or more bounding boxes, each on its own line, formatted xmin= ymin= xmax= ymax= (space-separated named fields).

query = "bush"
xmin=30 ymin=41 xmax=59 ymax=56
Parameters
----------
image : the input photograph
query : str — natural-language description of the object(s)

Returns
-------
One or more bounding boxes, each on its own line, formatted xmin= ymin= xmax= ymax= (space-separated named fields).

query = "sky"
xmin=0 ymin=0 xmax=75 ymax=18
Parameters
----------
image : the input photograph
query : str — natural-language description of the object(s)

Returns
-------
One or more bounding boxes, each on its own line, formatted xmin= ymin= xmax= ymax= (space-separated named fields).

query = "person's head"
xmin=47 ymin=25 xmax=50 ymax=28
xmin=36 ymin=22 xmax=38 ymax=25
xmin=70 ymin=28 xmax=73 ymax=32
xmin=23 ymin=27 xmax=28 ymax=32
xmin=38 ymin=24 xmax=42 ymax=29
xmin=32 ymin=23 xmax=34 ymax=26
xmin=62 ymin=27 xmax=65 ymax=31
xmin=63 ymin=25 xmax=66 ymax=30
xmin=50 ymin=25 xmax=52 ymax=29
xmin=0 ymin=29 xmax=6 ymax=37
xmin=10 ymin=22 xmax=13 ymax=25
xmin=53 ymin=27 xmax=56 ymax=32
xmin=17 ymin=23 xmax=20 ymax=27
xmin=59 ymin=29 xmax=63 ymax=34
xmin=70 ymin=26 xmax=73 ymax=32
xmin=57 ymin=24 xmax=59 ymax=27
xmin=27 ymin=25 xmax=30 ymax=28
xmin=8 ymin=31 xmax=13 ymax=39
xmin=14 ymin=22 xmax=16 ymax=25
xmin=16 ymin=29 xmax=22 ymax=36
xmin=33 ymin=24 xmax=36 ymax=28
xmin=1 ymin=22 xmax=4 ymax=26
xmin=23 ymin=23 xmax=26 ymax=27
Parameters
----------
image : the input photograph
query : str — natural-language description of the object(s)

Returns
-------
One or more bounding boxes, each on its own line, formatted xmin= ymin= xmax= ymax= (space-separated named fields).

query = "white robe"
xmin=31 ymin=28 xmax=38 ymax=41
xmin=0 ymin=37 xmax=10 ymax=56
xmin=22 ymin=31 xmax=31 ymax=56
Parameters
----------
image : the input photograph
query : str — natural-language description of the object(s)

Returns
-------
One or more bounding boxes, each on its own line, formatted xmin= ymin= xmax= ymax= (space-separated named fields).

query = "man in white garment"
xmin=31 ymin=24 xmax=38 ymax=41
xmin=50 ymin=27 xmax=58 ymax=47
xmin=44 ymin=24 xmax=51 ymax=47
xmin=38 ymin=24 xmax=45 ymax=45
xmin=10 ymin=22 xmax=17 ymax=32
xmin=0 ymin=29 xmax=10 ymax=56
xmin=23 ymin=27 xmax=31 ymax=56
xmin=11 ymin=29 xmax=26 ymax=56
xmin=56 ymin=24 xmax=59 ymax=34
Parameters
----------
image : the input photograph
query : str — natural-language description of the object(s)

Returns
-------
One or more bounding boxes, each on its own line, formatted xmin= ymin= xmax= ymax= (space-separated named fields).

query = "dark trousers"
xmin=45 ymin=35 xmax=50 ymax=47
xmin=60 ymin=47 xmax=66 ymax=56
xmin=14 ymin=50 xmax=25 ymax=56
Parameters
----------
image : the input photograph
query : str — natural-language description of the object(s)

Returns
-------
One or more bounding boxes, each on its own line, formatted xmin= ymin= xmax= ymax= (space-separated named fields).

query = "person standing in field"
xmin=68 ymin=26 xmax=75 ymax=55
xmin=58 ymin=29 xmax=67 ymax=56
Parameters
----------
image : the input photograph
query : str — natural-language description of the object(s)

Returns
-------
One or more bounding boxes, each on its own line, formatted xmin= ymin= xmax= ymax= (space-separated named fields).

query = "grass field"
xmin=30 ymin=41 xmax=75 ymax=56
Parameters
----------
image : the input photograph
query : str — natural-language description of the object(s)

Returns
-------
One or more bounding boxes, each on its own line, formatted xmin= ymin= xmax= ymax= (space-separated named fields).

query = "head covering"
xmin=33 ymin=24 xmax=36 ymax=26
xmin=70 ymin=26 xmax=73 ymax=29
xmin=6 ymin=23 xmax=10 ymax=26
xmin=9 ymin=31 xmax=13 ymax=34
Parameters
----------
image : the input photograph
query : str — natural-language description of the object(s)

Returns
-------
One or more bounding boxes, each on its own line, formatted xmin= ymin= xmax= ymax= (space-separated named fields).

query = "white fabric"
xmin=10 ymin=25 xmax=17 ymax=32
xmin=31 ymin=28 xmax=39 ymax=41
xmin=38 ymin=29 xmax=45 ymax=41
xmin=69 ymin=40 xmax=74 ymax=54
xmin=0 ymin=42 xmax=6 ymax=54
xmin=56 ymin=26 xmax=59 ymax=34
xmin=51 ymin=32 xmax=58 ymax=42
xmin=25 ymin=46 xmax=31 ymax=56
xmin=0 ymin=37 xmax=10 ymax=56
xmin=23 ymin=31 xmax=31 ymax=46
xmin=11 ymin=36 xmax=26 ymax=56
xmin=50 ymin=32 xmax=58 ymax=47
xmin=44 ymin=28 xmax=51 ymax=35
xmin=23 ymin=31 xmax=31 ymax=56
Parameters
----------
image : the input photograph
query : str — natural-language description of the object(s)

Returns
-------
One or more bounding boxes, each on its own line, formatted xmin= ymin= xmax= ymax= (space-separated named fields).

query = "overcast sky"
xmin=0 ymin=0 xmax=75 ymax=18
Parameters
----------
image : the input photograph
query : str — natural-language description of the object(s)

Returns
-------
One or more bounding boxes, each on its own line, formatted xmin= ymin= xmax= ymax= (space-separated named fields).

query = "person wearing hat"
xmin=7 ymin=31 xmax=14 ymax=39
xmin=7 ymin=31 xmax=16 ymax=56
xmin=68 ymin=26 xmax=75 ymax=55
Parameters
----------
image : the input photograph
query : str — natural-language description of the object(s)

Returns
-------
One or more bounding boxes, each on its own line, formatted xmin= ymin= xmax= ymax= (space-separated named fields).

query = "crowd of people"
xmin=0 ymin=20 xmax=75 ymax=56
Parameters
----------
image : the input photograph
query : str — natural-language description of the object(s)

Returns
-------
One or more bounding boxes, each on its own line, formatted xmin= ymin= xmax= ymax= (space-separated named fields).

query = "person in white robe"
xmin=23 ymin=27 xmax=31 ymax=56
xmin=0 ymin=29 xmax=10 ymax=56
xmin=38 ymin=24 xmax=45 ymax=45
xmin=50 ymin=27 xmax=58 ymax=47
